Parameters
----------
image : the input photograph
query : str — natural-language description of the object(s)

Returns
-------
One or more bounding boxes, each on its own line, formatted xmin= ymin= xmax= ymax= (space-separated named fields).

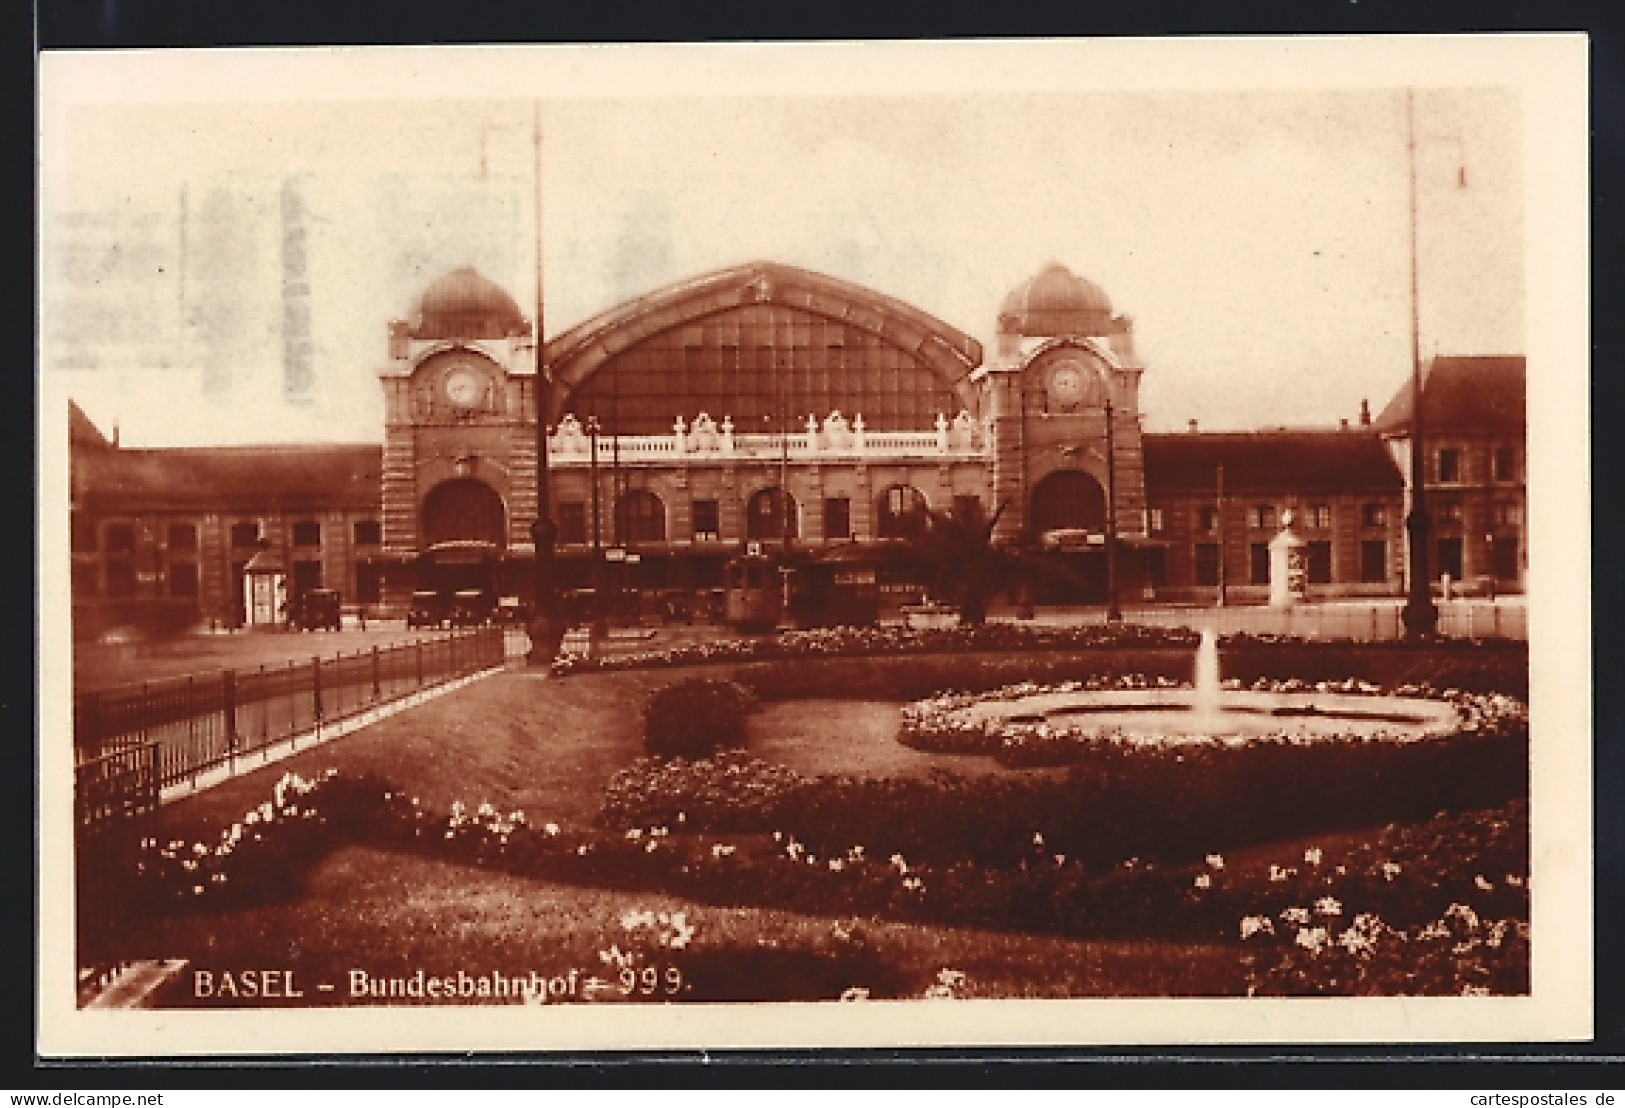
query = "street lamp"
xmin=1105 ymin=398 xmax=1122 ymax=623
xmin=1400 ymin=88 xmax=1439 ymax=638
xmin=526 ymin=102 xmax=563 ymax=665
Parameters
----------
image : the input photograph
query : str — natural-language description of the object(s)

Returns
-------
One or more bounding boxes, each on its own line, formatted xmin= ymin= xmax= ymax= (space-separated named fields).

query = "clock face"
xmin=445 ymin=368 xmax=482 ymax=407
xmin=1049 ymin=361 xmax=1090 ymax=406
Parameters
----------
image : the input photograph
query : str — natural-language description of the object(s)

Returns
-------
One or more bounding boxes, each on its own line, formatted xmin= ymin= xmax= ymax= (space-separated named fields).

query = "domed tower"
xmin=377 ymin=267 xmax=541 ymax=611
xmin=979 ymin=262 xmax=1149 ymax=598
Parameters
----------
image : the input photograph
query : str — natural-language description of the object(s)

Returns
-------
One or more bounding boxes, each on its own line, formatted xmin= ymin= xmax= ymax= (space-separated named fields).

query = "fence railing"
xmin=75 ymin=741 xmax=160 ymax=967
xmin=73 ymin=627 xmax=507 ymax=792
xmin=992 ymin=601 xmax=1527 ymax=642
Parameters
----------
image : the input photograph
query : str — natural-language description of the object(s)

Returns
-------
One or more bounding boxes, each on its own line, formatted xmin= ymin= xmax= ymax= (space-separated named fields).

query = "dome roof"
xmin=999 ymin=262 xmax=1114 ymax=336
xmin=413 ymin=266 xmax=528 ymax=340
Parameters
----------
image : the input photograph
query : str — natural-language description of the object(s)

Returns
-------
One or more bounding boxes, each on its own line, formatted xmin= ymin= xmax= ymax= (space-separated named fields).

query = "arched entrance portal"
xmin=1029 ymin=470 xmax=1106 ymax=535
xmin=1028 ymin=470 xmax=1108 ymax=604
xmin=423 ymin=478 xmax=507 ymax=548
xmin=420 ymin=479 xmax=507 ymax=601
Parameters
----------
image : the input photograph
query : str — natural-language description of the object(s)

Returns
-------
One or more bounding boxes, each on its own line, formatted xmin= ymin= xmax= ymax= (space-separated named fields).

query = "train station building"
xmin=67 ymin=260 xmax=1527 ymax=632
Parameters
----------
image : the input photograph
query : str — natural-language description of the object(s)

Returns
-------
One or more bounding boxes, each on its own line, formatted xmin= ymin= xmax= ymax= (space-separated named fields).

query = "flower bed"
xmin=129 ymin=769 xmax=1527 ymax=994
xmin=551 ymin=623 xmax=1200 ymax=676
xmin=898 ymin=677 xmax=1529 ymax=767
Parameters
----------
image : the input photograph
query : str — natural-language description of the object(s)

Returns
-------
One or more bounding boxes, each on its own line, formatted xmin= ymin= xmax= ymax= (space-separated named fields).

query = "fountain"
xmin=941 ymin=626 xmax=1460 ymax=746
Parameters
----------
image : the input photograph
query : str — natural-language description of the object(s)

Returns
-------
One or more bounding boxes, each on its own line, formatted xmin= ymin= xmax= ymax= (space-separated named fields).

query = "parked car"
xmin=289 ymin=588 xmax=341 ymax=631
xmin=449 ymin=589 xmax=495 ymax=627
xmin=407 ymin=590 xmax=446 ymax=629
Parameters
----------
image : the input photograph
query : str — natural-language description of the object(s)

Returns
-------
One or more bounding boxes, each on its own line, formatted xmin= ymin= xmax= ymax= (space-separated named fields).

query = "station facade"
xmin=67 ymin=260 xmax=1527 ymax=631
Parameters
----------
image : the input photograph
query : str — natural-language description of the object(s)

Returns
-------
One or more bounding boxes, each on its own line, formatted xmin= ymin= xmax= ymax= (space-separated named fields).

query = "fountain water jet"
xmin=1192 ymin=627 xmax=1223 ymax=730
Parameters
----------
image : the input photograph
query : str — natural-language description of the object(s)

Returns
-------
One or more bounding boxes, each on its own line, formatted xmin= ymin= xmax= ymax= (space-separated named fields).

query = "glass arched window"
xmin=615 ymin=489 xmax=667 ymax=544
xmin=876 ymin=485 xmax=929 ymax=539
xmin=746 ymin=487 xmax=799 ymax=541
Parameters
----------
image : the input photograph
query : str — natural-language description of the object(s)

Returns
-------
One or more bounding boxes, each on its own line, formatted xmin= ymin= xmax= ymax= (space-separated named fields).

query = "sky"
xmin=39 ymin=42 xmax=1531 ymax=446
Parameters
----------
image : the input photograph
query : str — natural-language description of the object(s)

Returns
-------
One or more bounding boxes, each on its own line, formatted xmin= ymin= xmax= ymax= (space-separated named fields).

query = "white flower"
xmin=1193 ymin=873 xmax=1212 ymax=889
xmin=1303 ymin=847 xmax=1323 ymax=866
xmin=1315 ymin=896 xmax=1343 ymax=917
xmin=1380 ymin=861 xmax=1402 ymax=881
xmin=1269 ymin=864 xmax=1291 ymax=883
xmin=1461 ymin=984 xmax=1491 ymax=997
xmin=1280 ymin=906 xmax=1311 ymax=925
xmin=710 ymin=843 xmax=736 ymax=859
xmin=1239 ymin=915 xmax=1275 ymax=940
xmin=1294 ymin=926 xmax=1330 ymax=954
xmin=1205 ymin=854 xmax=1225 ymax=870
xmin=625 ymin=828 xmax=642 ymax=840
xmin=543 ymin=822 xmax=560 ymax=837
xmin=829 ymin=858 xmax=844 ymax=872
xmin=1032 ymin=832 xmax=1045 ymax=846
xmin=839 ymin=987 xmax=870 ymax=1002
xmin=1474 ymin=875 xmax=1495 ymax=891
xmin=1505 ymin=874 xmax=1525 ymax=888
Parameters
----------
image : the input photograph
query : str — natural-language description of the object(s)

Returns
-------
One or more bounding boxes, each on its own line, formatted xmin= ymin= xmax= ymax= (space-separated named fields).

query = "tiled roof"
xmin=1143 ymin=431 xmax=1403 ymax=494
xmin=73 ymin=443 xmax=383 ymax=513
xmin=1372 ymin=356 xmax=1526 ymax=436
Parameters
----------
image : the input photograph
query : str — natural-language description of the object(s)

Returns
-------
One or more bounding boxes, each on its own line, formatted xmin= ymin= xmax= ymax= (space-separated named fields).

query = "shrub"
xmin=643 ymin=677 xmax=758 ymax=760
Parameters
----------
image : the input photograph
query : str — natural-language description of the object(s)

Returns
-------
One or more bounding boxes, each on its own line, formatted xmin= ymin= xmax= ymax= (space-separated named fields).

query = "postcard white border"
xmin=36 ymin=34 xmax=1592 ymax=1055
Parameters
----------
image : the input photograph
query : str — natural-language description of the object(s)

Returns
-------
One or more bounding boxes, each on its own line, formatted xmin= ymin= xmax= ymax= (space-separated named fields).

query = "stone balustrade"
xmin=547 ymin=410 xmax=987 ymax=465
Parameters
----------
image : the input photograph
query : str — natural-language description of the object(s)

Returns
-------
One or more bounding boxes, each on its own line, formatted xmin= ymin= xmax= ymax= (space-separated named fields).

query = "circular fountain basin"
xmin=956 ymin=688 xmax=1460 ymax=744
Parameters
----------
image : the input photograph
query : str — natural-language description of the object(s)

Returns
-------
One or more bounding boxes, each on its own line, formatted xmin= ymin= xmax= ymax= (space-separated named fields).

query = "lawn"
xmin=127 ymin=659 xmax=1525 ymax=1004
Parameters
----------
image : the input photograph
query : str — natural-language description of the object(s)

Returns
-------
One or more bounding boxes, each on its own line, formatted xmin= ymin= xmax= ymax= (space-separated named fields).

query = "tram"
xmin=721 ymin=545 xmax=881 ymax=631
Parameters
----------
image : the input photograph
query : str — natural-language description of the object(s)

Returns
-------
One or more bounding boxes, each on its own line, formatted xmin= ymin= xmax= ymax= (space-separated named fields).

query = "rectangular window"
xmin=1306 ymin=540 xmax=1332 ymax=584
xmin=823 ymin=497 xmax=851 ymax=540
xmin=1308 ymin=504 xmax=1332 ymax=530
xmin=231 ymin=521 xmax=261 ymax=547
xmin=354 ymin=520 xmax=382 ymax=546
xmin=557 ymin=502 xmax=587 ymax=545
xmin=1437 ymin=537 xmax=1464 ymax=581
xmin=1248 ymin=504 xmax=1276 ymax=530
xmin=292 ymin=559 xmax=322 ymax=594
xmin=1437 ymin=447 xmax=1461 ymax=483
xmin=356 ymin=561 xmax=383 ymax=604
xmin=1437 ymin=502 xmax=1464 ymax=525
xmin=691 ymin=499 xmax=721 ymax=541
xmin=168 ymin=522 xmax=197 ymax=551
xmin=105 ymin=561 xmax=137 ymax=599
xmin=71 ymin=513 xmax=97 ymax=553
xmin=168 ymin=561 xmax=199 ymax=599
xmin=1146 ymin=507 xmax=1165 ymax=534
xmin=1196 ymin=505 xmax=1218 ymax=533
xmin=1250 ymin=543 xmax=1270 ymax=585
xmin=1360 ymin=539 xmax=1388 ymax=583
xmin=1493 ymin=445 xmax=1517 ymax=482
xmin=72 ymin=560 xmax=100 ymax=598
xmin=104 ymin=522 xmax=136 ymax=555
xmin=1494 ymin=501 xmax=1524 ymax=527
xmin=1361 ymin=503 xmax=1388 ymax=529
xmin=1194 ymin=542 xmax=1220 ymax=586
xmin=292 ymin=520 xmax=322 ymax=547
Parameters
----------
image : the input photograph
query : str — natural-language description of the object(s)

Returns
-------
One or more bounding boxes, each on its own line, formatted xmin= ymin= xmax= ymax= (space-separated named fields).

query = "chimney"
xmin=1359 ymin=398 xmax=1371 ymax=427
xmin=1339 ymin=418 xmax=1350 ymax=431
xmin=1187 ymin=419 xmax=1199 ymax=433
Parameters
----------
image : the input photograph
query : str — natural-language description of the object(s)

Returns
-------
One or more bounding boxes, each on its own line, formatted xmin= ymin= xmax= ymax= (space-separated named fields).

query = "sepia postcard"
xmin=36 ymin=36 xmax=1592 ymax=1056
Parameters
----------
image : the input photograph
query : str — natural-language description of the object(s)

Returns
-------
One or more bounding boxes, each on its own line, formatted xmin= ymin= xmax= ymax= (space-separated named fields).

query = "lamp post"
xmin=526 ymin=101 xmax=564 ymax=665
xmin=1105 ymin=398 xmax=1122 ymax=623
xmin=1215 ymin=463 xmax=1227 ymax=608
xmin=587 ymin=414 xmax=607 ymax=639
xmin=1400 ymin=88 xmax=1439 ymax=638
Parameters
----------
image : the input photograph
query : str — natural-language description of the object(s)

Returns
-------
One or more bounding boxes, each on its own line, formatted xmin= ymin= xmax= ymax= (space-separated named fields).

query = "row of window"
xmin=553 ymin=487 xmax=975 ymax=546
xmin=1191 ymin=540 xmax=1387 ymax=587
xmin=1436 ymin=445 xmax=1520 ymax=485
xmin=1160 ymin=502 xmax=1383 ymax=536
xmin=71 ymin=517 xmax=384 ymax=554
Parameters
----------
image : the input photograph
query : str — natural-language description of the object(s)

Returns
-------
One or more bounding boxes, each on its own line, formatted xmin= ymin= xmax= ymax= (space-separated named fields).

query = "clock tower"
xmin=376 ymin=266 xmax=539 ymax=610
xmin=979 ymin=262 xmax=1148 ymax=562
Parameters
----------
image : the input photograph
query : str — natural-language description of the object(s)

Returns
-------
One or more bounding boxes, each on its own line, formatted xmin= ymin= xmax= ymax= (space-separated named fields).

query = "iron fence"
xmin=73 ymin=627 xmax=506 ymax=791
xmin=996 ymin=601 xmax=1526 ymax=642
xmin=74 ymin=741 xmax=160 ymax=967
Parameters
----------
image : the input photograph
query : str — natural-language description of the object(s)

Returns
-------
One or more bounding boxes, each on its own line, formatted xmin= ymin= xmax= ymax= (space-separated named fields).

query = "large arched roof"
xmin=542 ymin=261 xmax=984 ymax=409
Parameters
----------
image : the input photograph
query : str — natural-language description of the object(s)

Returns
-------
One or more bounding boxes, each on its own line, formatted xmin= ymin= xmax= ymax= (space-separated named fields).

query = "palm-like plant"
xmin=891 ymin=499 xmax=1057 ymax=626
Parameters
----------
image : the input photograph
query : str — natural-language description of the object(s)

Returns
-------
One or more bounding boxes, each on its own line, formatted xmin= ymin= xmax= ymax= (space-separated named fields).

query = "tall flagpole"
xmin=528 ymin=100 xmax=564 ymax=663
xmin=1400 ymin=87 xmax=1438 ymax=638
